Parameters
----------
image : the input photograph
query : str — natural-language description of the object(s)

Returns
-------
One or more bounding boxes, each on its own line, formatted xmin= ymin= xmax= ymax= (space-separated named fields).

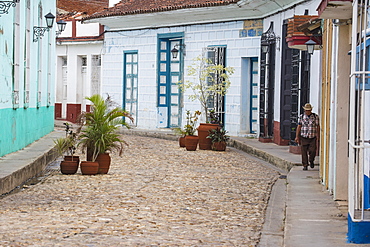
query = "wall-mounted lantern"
xmin=33 ymin=12 xmax=55 ymax=42
xmin=260 ymin=22 xmax=280 ymax=54
xmin=261 ymin=44 xmax=269 ymax=54
xmin=0 ymin=0 xmax=19 ymax=16
xmin=305 ymin=39 xmax=317 ymax=55
xmin=56 ymin=20 xmax=67 ymax=36
xmin=171 ymin=43 xmax=186 ymax=59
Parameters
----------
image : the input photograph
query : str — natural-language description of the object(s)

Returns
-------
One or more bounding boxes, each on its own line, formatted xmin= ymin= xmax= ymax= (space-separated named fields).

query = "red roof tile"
xmin=57 ymin=0 xmax=109 ymax=16
xmin=84 ymin=0 xmax=239 ymax=20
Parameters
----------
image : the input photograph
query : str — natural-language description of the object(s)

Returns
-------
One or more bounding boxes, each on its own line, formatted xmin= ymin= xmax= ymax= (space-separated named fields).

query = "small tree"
xmin=178 ymin=55 xmax=235 ymax=122
xmin=78 ymin=94 xmax=134 ymax=162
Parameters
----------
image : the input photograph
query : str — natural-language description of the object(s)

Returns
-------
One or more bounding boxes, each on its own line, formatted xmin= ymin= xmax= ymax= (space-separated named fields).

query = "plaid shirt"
xmin=298 ymin=113 xmax=319 ymax=138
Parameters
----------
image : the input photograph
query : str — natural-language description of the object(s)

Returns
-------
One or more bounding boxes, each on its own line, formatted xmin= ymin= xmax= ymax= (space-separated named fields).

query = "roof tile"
xmin=85 ymin=0 xmax=239 ymax=20
xmin=57 ymin=0 xmax=109 ymax=17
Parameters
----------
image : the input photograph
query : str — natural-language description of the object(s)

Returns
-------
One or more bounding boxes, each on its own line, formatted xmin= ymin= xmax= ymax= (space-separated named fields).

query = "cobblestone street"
xmin=0 ymin=135 xmax=279 ymax=246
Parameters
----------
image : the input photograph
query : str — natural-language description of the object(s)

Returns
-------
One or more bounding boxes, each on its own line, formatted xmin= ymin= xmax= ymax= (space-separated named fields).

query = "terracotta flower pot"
xmin=60 ymin=160 xmax=79 ymax=175
xmin=96 ymin=153 xmax=111 ymax=174
xmin=212 ymin=141 xmax=227 ymax=151
xmin=185 ymin=135 xmax=199 ymax=151
xmin=179 ymin=137 xmax=186 ymax=147
xmin=197 ymin=123 xmax=219 ymax=150
xmin=80 ymin=161 xmax=99 ymax=175
xmin=64 ymin=155 xmax=80 ymax=163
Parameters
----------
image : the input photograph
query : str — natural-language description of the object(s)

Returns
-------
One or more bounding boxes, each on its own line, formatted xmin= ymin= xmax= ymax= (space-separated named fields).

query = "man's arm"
xmin=295 ymin=125 xmax=302 ymax=145
xmin=316 ymin=114 xmax=320 ymax=140
xmin=316 ymin=124 xmax=320 ymax=141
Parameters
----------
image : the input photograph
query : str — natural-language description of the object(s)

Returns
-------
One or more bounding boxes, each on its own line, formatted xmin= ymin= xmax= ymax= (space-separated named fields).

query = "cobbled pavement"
xmin=0 ymin=135 xmax=279 ymax=247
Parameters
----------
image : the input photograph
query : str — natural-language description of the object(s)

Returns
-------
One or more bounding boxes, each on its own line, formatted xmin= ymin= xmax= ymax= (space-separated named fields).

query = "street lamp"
xmin=305 ymin=39 xmax=316 ymax=55
xmin=33 ymin=12 xmax=55 ymax=42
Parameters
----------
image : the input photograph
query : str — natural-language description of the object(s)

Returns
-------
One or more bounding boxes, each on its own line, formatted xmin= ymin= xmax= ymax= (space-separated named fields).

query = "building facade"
xmin=55 ymin=0 xmax=108 ymax=123
xmin=343 ymin=0 xmax=369 ymax=243
xmin=84 ymin=0 xmax=321 ymax=138
xmin=0 ymin=0 xmax=56 ymax=157
xmin=259 ymin=2 xmax=322 ymax=145
xmin=315 ymin=0 xmax=370 ymax=242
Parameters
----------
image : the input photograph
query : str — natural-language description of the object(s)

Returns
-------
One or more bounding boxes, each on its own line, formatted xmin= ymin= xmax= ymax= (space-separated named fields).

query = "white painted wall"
xmin=77 ymin=22 xmax=101 ymax=37
xmin=58 ymin=21 xmax=100 ymax=38
xmin=56 ymin=43 xmax=103 ymax=115
xmin=56 ymin=17 xmax=104 ymax=119
xmin=102 ymin=21 xmax=260 ymax=135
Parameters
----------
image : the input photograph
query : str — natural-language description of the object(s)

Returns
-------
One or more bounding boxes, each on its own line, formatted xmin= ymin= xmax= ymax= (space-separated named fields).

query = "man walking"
xmin=295 ymin=103 xmax=320 ymax=170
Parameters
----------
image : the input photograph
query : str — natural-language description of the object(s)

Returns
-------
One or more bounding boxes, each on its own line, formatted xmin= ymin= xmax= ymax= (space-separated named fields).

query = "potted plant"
xmin=62 ymin=122 xmax=79 ymax=163
xmin=206 ymin=127 xmax=230 ymax=151
xmin=172 ymin=127 xmax=187 ymax=147
xmin=54 ymin=122 xmax=79 ymax=175
xmin=183 ymin=110 xmax=201 ymax=151
xmin=78 ymin=94 xmax=133 ymax=175
xmin=178 ymin=55 xmax=234 ymax=150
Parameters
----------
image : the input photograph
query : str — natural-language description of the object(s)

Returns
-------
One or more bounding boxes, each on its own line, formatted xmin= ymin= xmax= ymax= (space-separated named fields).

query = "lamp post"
xmin=33 ymin=12 xmax=55 ymax=42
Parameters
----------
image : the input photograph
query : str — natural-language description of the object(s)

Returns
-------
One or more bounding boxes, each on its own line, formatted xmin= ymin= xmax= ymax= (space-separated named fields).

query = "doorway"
xmin=157 ymin=33 xmax=184 ymax=128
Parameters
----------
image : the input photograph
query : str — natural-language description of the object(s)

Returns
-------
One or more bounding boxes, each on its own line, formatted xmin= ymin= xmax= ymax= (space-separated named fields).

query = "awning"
xmin=317 ymin=0 xmax=352 ymax=19
xmin=286 ymin=15 xmax=322 ymax=50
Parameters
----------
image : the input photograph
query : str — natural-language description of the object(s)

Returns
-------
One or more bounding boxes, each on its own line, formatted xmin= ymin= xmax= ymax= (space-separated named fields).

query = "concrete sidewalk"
xmin=0 ymin=130 xmax=64 ymax=195
xmin=1 ymin=124 xmax=368 ymax=246
xmin=283 ymin=166 xmax=356 ymax=247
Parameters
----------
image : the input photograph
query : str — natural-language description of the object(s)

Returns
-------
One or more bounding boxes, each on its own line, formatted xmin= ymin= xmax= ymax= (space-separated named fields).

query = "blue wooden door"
xmin=123 ymin=51 xmax=138 ymax=126
xmin=250 ymin=57 xmax=259 ymax=133
xmin=157 ymin=38 xmax=183 ymax=128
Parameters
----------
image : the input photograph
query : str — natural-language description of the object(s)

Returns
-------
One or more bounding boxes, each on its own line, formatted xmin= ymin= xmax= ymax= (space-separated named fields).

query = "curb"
xmin=228 ymin=139 xmax=295 ymax=171
xmin=0 ymin=131 xmax=64 ymax=196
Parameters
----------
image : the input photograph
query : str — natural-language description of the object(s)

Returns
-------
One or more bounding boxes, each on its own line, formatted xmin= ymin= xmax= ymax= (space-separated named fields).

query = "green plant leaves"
xmin=78 ymin=95 xmax=133 ymax=161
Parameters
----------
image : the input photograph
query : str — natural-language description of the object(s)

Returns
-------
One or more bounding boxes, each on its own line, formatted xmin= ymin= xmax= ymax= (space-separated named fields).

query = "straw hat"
xmin=302 ymin=103 xmax=313 ymax=111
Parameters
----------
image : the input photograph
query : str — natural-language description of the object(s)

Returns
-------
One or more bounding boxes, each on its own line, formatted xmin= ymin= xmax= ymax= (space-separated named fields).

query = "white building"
xmin=83 ymin=0 xmax=321 ymax=140
xmin=55 ymin=0 xmax=108 ymax=123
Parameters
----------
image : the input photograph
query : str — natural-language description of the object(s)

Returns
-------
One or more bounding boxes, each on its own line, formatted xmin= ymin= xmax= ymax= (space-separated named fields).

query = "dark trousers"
xmin=300 ymin=136 xmax=317 ymax=166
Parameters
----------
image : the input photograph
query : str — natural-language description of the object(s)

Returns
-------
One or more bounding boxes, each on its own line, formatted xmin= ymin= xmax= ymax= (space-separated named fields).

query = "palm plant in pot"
xmin=206 ymin=127 xmax=230 ymax=151
xmin=183 ymin=110 xmax=201 ymax=151
xmin=178 ymin=55 xmax=234 ymax=150
xmin=78 ymin=94 xmax=133 ymax=175
xmin=54 ymin=123 xmax=79 ymax=174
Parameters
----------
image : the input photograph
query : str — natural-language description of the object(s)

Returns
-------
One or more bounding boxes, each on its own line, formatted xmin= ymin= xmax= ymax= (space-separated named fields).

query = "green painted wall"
xmin=0 ymin=106 xmax=54 ymax=157
xmin=0 ymin=0 xmax=56 ymax=158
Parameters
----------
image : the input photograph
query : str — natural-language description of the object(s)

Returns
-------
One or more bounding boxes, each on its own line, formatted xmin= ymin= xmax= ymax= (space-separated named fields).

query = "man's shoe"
xmin=310 ymin=161 xmax=315 ymax=168
xmin=303 ymin=166 xmax=308 ymax=170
